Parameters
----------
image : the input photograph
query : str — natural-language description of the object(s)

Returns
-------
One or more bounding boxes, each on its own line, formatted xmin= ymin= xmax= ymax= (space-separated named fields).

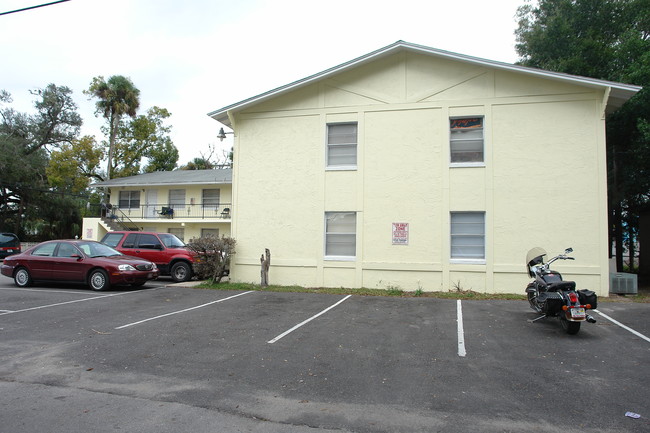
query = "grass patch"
xmin=196 ymin=281 xmax=528 ymax=301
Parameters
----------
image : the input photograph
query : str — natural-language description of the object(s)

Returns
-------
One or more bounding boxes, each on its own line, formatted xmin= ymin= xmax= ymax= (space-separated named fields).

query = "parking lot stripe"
xmin=457 ymin=300 xmax=466 ymax=357
xmin=0 ymin=290 xmax=152 ymax=316
xmin=267 ymin=295 xmax=352 ymax=344
xmin=594 ymin=309 xmax=650 ymax=343
xmin=115 ymin=291 xmax=255 ymax=330
xmin=0 ymin=287 xmax=109 ymax=295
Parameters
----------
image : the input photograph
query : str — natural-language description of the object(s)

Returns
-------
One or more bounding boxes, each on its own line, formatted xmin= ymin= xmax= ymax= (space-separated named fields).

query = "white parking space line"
xmin=594 ymin=309 xmax=650 ymax=343
xmin=115 ymin=291 xmax=255 ymax=330
xmin=267 ymin=295 xmax=352 ymax=344
xmin=0 ymin=289 xmax=158 ymax=316
xmin=0 ymin=287 xmax=117 ymax=295
xmin=457 ymin=300 xmax=466 ymax=357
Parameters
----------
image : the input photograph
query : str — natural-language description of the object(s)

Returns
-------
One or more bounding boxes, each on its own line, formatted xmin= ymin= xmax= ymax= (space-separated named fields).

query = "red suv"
xmin=101 ymin=231 xmax=195 ymax=282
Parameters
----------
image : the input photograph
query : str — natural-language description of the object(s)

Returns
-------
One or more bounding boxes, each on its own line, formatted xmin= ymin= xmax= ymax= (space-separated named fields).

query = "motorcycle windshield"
xmin=526 ymin=247 xmax=547 ymax=276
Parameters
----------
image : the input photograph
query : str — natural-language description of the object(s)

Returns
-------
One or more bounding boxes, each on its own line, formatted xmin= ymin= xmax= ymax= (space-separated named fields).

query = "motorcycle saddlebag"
xmin=577 ymin=289 xmax=598 ymax=309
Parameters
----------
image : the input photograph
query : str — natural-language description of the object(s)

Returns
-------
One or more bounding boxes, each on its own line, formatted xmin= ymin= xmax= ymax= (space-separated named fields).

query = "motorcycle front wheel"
xmin=527 ymin=286 xmax=542 ymax=313
xmin=560 ymin=316 xmax=581 ymax=335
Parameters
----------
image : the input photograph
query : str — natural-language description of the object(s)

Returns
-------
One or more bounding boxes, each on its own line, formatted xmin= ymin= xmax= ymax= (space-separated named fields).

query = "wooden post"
xmin=260 ymin=248 xmax=271 ymax=287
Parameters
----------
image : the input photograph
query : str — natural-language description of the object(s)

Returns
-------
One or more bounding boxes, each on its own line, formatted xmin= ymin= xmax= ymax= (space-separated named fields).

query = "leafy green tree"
xmin=144 ymin=140 xmax=179 ymax=172
xmin=85 ymin=75 xmax=140 ymax=180
xmin=47 ymin=135 xmax=105 ymax=193
xmin=180 ymin=142 xmax=231 ymax=170
xmin=0 ymin=85 xmax=82 ymax=237
xmin=180 ymin=157 xmax=217 ymax=170
xmin=515 ymin=0 xmax=650 ymax=270
xmin=110 ymin=106 xmax=178 ymax=177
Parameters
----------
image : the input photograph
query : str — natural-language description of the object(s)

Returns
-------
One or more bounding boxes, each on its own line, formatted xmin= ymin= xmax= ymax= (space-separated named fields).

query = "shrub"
xmin=187 ymin=236 xmax=236 ymax=283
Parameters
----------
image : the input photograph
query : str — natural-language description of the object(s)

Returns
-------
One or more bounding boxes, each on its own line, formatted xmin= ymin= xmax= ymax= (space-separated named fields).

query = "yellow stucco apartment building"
xmin=208 ymin=41 xmax=639 ymax=295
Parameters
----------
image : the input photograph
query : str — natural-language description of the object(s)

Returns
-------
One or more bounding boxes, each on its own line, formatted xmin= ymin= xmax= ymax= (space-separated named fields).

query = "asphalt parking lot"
xmin=0 ymin=277 xmax=648 ymax=433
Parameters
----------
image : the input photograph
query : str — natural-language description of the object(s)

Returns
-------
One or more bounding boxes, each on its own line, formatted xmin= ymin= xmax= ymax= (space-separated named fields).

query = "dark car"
xmin=0 ymin=233 xmax=21 ymax=259
xmin=101 ymin=231 xmax=195 ymax=282
xmin=0 ymin=240 xmax=159 ymax=291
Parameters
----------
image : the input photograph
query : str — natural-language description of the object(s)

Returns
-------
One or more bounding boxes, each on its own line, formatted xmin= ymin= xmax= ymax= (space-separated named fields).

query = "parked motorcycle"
xmin=525 ymin=247 xmax=598 ymax=335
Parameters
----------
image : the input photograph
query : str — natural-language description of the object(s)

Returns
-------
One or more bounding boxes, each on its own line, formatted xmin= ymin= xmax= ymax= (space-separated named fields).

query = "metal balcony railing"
xmin=109 ymin=203 xmax=233 ymax=220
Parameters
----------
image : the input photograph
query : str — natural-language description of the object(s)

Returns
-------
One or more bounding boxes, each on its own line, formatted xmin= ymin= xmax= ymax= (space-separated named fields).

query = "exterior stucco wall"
xmin=229 ymin=52 xmax=609 ymax=295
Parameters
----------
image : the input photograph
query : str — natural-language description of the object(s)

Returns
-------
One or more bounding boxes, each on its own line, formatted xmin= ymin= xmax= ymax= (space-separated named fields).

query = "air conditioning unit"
xmin=609 ymin=272 xmax=638 ymax=295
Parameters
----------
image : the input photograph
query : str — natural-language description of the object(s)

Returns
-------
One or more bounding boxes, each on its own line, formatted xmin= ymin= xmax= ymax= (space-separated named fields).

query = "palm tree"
xmin=85 ymin=75 xmax=140 ymax=180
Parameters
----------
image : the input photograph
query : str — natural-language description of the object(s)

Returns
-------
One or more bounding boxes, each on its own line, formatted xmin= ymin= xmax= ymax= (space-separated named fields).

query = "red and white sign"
xmin=392 ymin=222 xmax=409 ymax=245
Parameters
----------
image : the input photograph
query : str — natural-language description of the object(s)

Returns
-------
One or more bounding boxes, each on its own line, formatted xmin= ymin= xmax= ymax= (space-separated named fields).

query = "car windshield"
xmin=159 ymin=233 xmax=185 ymax=248
xmin=77 ymin=241 xmax=123 ymax=258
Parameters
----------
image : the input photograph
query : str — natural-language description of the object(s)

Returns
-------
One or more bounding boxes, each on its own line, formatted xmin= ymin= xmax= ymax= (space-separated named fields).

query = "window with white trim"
xmin=201 ymin=228 xmax=219 ymax=238
xmin=168 ymin=227 xmax=185 ymax=242
xmin=118 ymin=190 xmax=140 ymax=209
xmin=327 ymin=123 xmax=357 ymax=168
xmin=325 ymin=212 xmax=356 ymax=258
xmin=450 ymin=212 xmax=485 ymax=260
xmin=168 ymin=189 xmax=186 ymax=212
xmin=450 ymin=117 xmax=484 ymax=163
xmin=202 ymin=189 xmax=220 ymax=207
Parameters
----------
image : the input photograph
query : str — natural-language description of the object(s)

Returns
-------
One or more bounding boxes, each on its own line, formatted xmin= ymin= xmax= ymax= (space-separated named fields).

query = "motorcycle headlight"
xmin=118 ymin=264 xmax=137 ymax=271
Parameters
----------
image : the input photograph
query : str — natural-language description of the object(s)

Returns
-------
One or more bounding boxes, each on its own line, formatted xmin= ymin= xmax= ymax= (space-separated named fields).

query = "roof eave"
xmin=207 ymin=41 xmax=642 ymax=124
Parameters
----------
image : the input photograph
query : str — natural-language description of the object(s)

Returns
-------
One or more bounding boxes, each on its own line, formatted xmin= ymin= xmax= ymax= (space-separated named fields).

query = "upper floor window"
xmin=118 ymin=190 xmax=140 ymax=209
xmin=169 ymin=189 xmax=186 ymax=210
xmin=450 ymin=117 xmax=484 ymax=164
xmin=327 ymin=123 xmax=357 ymax=169
xmin=202 ymin=189 xmax=220 ymax=207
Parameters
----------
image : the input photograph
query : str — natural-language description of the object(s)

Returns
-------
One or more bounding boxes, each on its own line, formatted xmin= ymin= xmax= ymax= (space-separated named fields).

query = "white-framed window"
xmin=450 ymin=212 xmax=485 ymax=261
xmin=325 ymin=212 xmax=356 ymax=259
xmin=327 ymin=123 xmax=357 ymax=169
xmin=450 ymin=117 xmax=484 ymax=164
xmin=118 ymin=190 xmax=140 ymax=209
xmin=168 ymin=227 xmax=185 ymax=241
xmin=201 ymin=228 xmax=219 ymax=238
xmin=168 ymin=189 xmax=186 ymax=212
xmin=202 ymin=189 xmax=220 ymax=207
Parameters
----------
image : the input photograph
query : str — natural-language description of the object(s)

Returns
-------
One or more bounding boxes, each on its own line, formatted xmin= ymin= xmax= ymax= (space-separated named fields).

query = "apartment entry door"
xmin=146 ymin=190 xmax=158 ymax=218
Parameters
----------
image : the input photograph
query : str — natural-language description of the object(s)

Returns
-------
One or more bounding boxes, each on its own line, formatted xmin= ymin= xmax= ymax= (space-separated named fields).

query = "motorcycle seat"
xmin=546 ymin=281 xmax=576 ymax=292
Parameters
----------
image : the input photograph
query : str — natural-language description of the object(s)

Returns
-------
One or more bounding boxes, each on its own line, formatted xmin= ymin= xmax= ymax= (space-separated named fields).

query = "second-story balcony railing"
xmin=109 ymin=203 xmax=233 ymax=220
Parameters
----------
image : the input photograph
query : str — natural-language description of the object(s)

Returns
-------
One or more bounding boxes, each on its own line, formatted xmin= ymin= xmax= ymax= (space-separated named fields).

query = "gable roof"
xmin=208 ymin=40 xmax=642 ymax=127
xmin=92 ymin=169 xmax=232 ymax=188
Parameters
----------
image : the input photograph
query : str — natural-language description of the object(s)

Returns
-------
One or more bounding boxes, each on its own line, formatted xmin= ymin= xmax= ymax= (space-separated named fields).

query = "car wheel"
xmin=14 ymin=267 xmax=32 ymax=287
xmin=170 ymin=262 xmax=192 ymax=282
xmin=89 ymin=269 xmax=110 ymax=291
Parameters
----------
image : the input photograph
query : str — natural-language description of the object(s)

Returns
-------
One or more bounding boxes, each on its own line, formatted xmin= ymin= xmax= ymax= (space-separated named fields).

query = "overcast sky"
xmin=1 ymin=0 xmax=528 ymax=166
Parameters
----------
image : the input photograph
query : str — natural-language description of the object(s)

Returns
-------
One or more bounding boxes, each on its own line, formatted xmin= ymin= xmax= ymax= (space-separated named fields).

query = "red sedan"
xmin=0 ymin=240 xmax=159 ymax=291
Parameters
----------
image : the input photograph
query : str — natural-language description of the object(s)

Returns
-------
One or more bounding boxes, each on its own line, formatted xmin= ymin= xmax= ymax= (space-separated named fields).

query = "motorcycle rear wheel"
xmin=560 ymin=316 xmax=581 ymax=335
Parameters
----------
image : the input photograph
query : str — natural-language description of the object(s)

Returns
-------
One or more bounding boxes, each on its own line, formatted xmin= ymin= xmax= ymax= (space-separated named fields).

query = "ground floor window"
xmin=325 ymin=212 xmax=356 ymax=258
xmin=450 ymin=212 xmax=485 ymax=260
xmin=201 ymin=228 xmax=219 ymax=238
xmin=168 ymin=227 xmax=185 ymax=241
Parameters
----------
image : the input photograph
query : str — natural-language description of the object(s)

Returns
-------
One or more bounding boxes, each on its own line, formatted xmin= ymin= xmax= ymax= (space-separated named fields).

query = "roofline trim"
xmin=92 ymin=180 xmax=232 ymax=188
xmin=207 ymin=40 xmax=642 ymax=126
